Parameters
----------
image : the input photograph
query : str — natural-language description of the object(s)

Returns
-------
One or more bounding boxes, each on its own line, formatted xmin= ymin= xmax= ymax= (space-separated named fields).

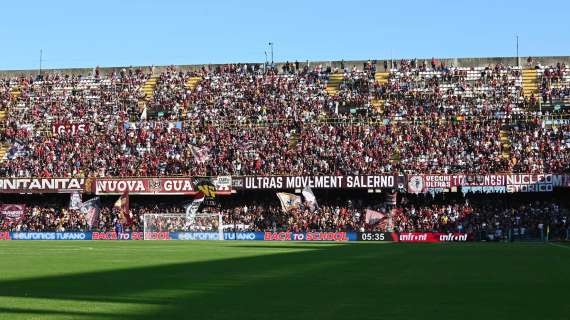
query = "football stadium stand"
xmin=0 ymin=56 xmax=568 ymax=240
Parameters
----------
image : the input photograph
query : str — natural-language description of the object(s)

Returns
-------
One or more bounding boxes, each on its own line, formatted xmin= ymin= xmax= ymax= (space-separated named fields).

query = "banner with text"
xmin=0 ymin=204 xmax=25 ymax=221
xmin=8 ymin=232 xmax=159 ymax=240
xmin=0 ymin=178 xmax=85 ymax=193
xmin=51 ymin=122 xmax=89 ymax=136
xmin=235 ymin=175 xmax=400 ymax=190
xmin=263 ymin=231 xmax=357 ymax=241
xmin=94 ymin=177 xmax=232 ymax=195
xmin=169 ymin=232 xmax=263 ymax=241
xmin=406 ymin=174 xmax=569 ymax=194
xmin=398 ymin=232 xmax=469 ymax=243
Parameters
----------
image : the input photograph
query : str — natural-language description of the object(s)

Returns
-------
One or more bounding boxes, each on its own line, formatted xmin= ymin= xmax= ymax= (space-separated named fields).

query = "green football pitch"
xmin=0 ymin=241 xmax=568 ymax=320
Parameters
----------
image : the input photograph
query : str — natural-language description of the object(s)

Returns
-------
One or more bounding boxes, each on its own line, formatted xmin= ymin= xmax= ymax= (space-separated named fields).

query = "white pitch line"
xmin=549 ymin=242 xmax=570 ymax=250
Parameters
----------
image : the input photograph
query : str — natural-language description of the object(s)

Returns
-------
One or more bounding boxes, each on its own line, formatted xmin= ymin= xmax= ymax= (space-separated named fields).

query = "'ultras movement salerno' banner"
xmin=233 ymin=175 xmax=402 ymax=190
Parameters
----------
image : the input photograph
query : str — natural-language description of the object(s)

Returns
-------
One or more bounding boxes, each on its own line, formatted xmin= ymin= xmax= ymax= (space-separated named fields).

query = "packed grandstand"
xmin=0 ymin=57 xmax=568 ymax=241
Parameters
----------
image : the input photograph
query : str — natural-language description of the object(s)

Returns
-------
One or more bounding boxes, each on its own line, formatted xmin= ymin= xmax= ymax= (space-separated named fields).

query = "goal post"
xmin=143 ymin=213 xmax=223 ymax=240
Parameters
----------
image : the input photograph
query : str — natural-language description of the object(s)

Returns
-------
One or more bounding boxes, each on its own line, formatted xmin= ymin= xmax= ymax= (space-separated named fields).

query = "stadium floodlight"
xmin=143 ymin=213 xmax=223 ymax=240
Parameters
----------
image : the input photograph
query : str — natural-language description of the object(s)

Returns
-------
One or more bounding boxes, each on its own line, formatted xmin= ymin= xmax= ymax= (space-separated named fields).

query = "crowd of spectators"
xmin=0 ymin=62 xmax=569 ymax=178
xmin=0 ymin=79 xmax=11 ymax=111
xmin=539 ymin=63 xmax=570 ymax=103
xmin=184 ymin=67 xmax=331 ymax=124
xmin=0 ymin=205 xmax=144 ymax=233
xmin=509 ymin=121 xmax=570 ymax=173
xmin=390 ymin=197 xmax=569 ymax=240
xmin=4 ymin=68 xmax=148 ymax=126
xmin=0 ymin=119 xmax=568 ymax=176
xmin=376 ymin=63 xmax=525 ymax=119
xmin=2 ymin=194 xmax=568 ymax=242
xmin=0 ymin=207 xmax=87 ymax=232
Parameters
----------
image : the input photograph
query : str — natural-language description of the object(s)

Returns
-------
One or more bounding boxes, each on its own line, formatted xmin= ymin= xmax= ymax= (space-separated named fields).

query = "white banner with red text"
xmin=94 ymin=177 xmax=232 ymax=195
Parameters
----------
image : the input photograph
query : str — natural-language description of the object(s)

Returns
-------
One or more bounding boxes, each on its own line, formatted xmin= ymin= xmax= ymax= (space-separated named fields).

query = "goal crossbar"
xmin=143 ymin=212 xmax=223 ymax=240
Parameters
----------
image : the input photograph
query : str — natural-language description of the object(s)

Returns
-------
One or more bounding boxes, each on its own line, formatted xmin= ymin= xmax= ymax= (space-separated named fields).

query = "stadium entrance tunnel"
xmin=0 ymin=242 xmax=569 ymax=319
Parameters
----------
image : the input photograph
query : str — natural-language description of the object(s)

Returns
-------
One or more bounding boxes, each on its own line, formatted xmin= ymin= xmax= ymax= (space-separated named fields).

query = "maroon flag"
xmin=0 ymin=204 xmax=25 ymax=222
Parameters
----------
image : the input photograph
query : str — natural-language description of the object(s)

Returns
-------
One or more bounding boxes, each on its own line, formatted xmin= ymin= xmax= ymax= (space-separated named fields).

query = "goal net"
xmin=143 ymin=213 xmax=223 ymax=240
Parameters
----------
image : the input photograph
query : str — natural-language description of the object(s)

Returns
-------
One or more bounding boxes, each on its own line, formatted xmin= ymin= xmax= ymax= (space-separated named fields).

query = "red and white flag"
xmin=302 ymin=186 xmax=318 ymax=211
xmin=365 ymin=209 xmax=386 ymax=224
xmin=191 ymin=146 xmax=211 ymax=164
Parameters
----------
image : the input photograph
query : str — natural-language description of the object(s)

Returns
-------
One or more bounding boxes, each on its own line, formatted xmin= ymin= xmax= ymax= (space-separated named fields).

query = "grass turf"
xmin=0 ymin=241 xmax=568 ymax=320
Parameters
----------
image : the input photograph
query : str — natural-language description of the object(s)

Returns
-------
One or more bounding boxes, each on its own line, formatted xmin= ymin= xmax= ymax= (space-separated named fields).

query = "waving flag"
xmin=80 ymin=197 xmax=101 ymax=228
xmin=276 ymin=193 xmax=302 ymax=212
xmin=191 ymin=146 xmax=211 ymax=164
xmin=185 ymin=193 xmax=205 ymax=219
xmin=69 ymin=191 xmax=82 ymax=210
xmin=0 ymin=204 xmax=25 ymax=222
xmin=365 ymin=209 xmax=386 ymax=224
xmin=302 ymin=186 xmax=318 ymax=211
xmin=114 ymin=192 xmax=130 ymax=224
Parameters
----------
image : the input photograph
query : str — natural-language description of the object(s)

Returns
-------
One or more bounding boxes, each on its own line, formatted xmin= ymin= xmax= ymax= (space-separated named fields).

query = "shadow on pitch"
xmin=0 ymin=243 xmax=378 ymax=320
xmin=2 ymin=243 xmax=570 ymax=320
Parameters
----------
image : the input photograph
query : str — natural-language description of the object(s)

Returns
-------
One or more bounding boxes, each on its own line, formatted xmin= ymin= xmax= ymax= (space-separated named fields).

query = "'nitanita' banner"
xmin=0 ymin=178 xmax=84 ymax=193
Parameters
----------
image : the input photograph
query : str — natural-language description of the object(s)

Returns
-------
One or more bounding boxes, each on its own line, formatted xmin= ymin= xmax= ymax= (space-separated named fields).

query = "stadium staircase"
xmin=138 ymin=76 xmax=158 ymax=109
xmin=186 ymin=76 xmax=201 ymax=91
xmin=181 ymin=77 xmax=202 ymax=119
xmin=540 ymin=78 xmax=570 ymax=109
xmin=0 ymin=110 xmax=6 ymax=122
xmin=390 ymin=149 xmax=400 ymax=164
xmin=288 ymin=130 xmax=298 ymax=148
xmin=0 ymin=144 xmax=8 ymax=162
xmin=499 ymin=129 xmax=511 ymax=160
xmin=10 ymin=86 xmax=21 ymax=99
xmin=325 ymin=73 xmax=343 ymax=96
xmin=374 ymin=71 xmax=389 ymax=85
xmin=371 ymin=98 xmax=384 ymax=113
xmin=522 ymin=69 xmax=539 ymax=102
xmin=372 ymin=72 xmax=389 ymax=112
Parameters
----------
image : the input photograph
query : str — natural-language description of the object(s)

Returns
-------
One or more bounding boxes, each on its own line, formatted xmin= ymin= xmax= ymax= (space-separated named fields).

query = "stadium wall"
xmin=2 ymin=56 xmax=570 ymax=77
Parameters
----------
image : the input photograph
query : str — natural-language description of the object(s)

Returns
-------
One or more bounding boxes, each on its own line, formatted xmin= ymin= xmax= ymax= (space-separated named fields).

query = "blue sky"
xmin=1 ymin=0 xmax=569 ymax=70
